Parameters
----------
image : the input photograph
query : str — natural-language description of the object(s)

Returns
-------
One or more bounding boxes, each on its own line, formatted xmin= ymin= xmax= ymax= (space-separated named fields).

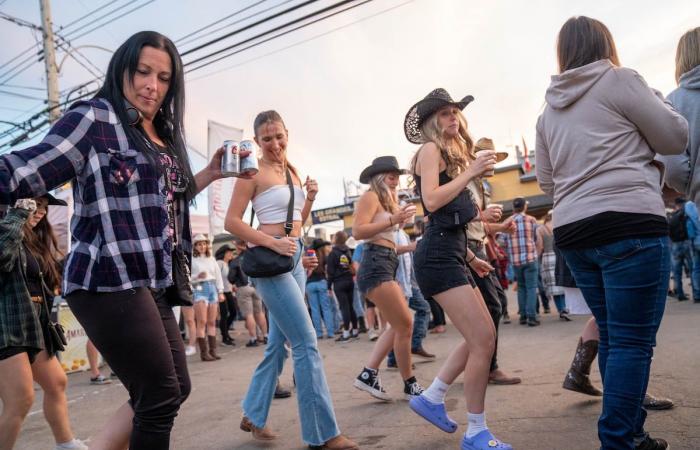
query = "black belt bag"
xmin=241 ymin=169 xmax=296 ymax=278
xmin=429 ymin=189 xmax=478 ymax=230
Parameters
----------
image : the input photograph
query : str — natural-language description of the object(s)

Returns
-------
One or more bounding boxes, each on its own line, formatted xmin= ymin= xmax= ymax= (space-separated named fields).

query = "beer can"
xmin=221 ymin=140 xmax=240 ymax=177
xmin=239 ymin=140 xmax=259 ymax=176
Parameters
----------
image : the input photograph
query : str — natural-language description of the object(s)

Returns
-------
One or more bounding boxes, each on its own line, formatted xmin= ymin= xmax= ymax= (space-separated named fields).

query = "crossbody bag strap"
xmin=284 ymin=169 xmax=295 ymax=237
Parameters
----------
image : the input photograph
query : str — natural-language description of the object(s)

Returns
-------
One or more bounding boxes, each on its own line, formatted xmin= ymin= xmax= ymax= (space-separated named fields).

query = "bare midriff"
xmin=258 ymin=221 xmax=304 ymax=238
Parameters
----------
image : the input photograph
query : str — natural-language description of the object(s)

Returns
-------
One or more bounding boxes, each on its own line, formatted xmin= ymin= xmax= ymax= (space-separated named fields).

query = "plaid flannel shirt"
xmin=0 ymin=98 xmax=192 ymax=295
xmin=504 ymin=213 xmax=538 ymax=266
xmin=0 ymin=208 xmax=45 ymax=354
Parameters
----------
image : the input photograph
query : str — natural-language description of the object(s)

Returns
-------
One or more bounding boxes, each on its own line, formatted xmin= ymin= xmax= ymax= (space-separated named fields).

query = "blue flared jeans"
xmin=243 ymin=244 xmax=340 ymax=446
xmin=561 ymin=237 xmax=670 ymax=450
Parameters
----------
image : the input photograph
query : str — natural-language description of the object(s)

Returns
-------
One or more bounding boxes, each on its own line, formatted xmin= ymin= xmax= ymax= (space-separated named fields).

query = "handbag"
xmin=430 ymin=188 xmax=478 ymax=230
xmin=165 ymin=194 xmax=194 ymax=307
xmin=30 ymin=254 xmax=67 ymax=353
xmin=241 ymin=169 xmax=296 ymax=278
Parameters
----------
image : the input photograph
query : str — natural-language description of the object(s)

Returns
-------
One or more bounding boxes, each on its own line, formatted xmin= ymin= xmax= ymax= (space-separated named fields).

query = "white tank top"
xmin=251 ymin=185 xmax=305 ymax=224
xmin=367 ymin=209 xmax=398 ymax=244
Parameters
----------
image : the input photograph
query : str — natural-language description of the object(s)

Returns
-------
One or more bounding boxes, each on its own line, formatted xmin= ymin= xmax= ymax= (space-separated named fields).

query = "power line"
xmin=0 ymin=88 xmax=46 ymax=101
xmin=60 ymin=0 xmax=140 ymax=40
xmin=188 ymin=0 xmax=413 ymax=82
xmin=176 ymin=0 xmax=268 ymax=44
xmin=181 ymin=0 xmax=318 ymax=57
xmin=0 ymin=83 xmax=45 ymax=91
xmin=63 ymin=0 xmax=154 ymax=42
xmin=186 ymin=0 xmax=371 ymax=73
xmin=57 ymin=0 xmax=121 ymax=32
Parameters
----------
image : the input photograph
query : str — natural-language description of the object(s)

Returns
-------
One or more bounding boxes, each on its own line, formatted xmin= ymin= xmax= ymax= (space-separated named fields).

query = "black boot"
xmin=563 ymin=337 xmax=603 ymax=396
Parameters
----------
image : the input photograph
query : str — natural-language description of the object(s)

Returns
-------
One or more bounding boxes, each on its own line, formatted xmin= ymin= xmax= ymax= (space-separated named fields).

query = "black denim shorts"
xmin=413 ymin=225 xmax=474 ymax=298
xmin=356 ymin=243 xmax=398 ymax=298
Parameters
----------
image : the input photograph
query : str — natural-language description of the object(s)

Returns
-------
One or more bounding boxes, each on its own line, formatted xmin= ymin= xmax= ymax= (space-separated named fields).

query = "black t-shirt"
xmin=554 ymin=211 xmax=668 ymax=250
xmin=156 ymin=145 xmax=189 ymax=243
xmin=23 ymin=245 xmax=44 ymax=297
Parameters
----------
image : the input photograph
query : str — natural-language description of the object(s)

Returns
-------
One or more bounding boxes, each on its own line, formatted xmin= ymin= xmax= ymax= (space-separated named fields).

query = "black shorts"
xmin=0 ymin=346 xmax=40 ymax=363
xmin=414 ymin=225 xmax=475 ymax=298
xmin=356 ymin=243 xmax=398 ymax=298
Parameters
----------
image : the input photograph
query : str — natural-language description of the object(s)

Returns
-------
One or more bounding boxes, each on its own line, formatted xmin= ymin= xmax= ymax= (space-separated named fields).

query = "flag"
xmin=521 ymin=136 xmax=532 ymax=173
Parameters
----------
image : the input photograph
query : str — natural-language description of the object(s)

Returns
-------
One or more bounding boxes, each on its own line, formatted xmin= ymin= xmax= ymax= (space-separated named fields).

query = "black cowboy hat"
xmin=310 ymin=238 xmax=331 ymax=251
xmin=404 ymin=88 xmax=475 ymax=144
xmin=42 ymin=192 xmax=67 ymax=206
xmin=215 ymin=244 xmax=234 ymax=260
xmin=359 ymin=156 xmax=408 ymax=184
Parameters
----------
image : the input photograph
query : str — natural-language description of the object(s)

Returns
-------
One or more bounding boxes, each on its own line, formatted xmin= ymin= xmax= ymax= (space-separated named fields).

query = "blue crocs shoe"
xmin=461 ymin=430 xmax=513 ymax=450
xmin=409 ymin=395 xmax=458 ymax=433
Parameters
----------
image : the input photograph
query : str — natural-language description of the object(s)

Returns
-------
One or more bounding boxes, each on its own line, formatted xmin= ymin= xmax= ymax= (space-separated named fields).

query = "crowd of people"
xmin=0 ymin=15 xmax=698 ymax=450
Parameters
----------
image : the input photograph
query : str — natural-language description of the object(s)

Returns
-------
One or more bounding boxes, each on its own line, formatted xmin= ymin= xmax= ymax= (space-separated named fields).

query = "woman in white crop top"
xmin=351 ymin=156 xmax=425 ymax=402
xmin=190 ymin=234 xmax=224 ymax=361
xmin=225 ymin=110 xmax=356 ymax=450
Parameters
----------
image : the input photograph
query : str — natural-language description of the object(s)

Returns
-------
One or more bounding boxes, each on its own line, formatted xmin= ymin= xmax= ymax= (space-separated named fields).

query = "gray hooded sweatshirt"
xmin=657 ymin=65 xmax=700 ymax=204
xmin=536 ymin=59 xmax=689 ymax=228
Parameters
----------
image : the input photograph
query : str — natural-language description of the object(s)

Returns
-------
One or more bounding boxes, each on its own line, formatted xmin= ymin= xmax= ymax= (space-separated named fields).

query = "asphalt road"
xmin=13 ymin=290 xmax=700 ymax=450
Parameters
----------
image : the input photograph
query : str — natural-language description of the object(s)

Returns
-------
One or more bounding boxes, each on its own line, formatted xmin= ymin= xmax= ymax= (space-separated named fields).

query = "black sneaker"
xmin=246 ymin=340 xmax=259 ymax=348
xmin=527 ymin=318 xmax=541 ymax=327
xmin=635 ymin=435 xmax=669 ymax=450
xmin=502 ymin=313 xmax=511 ymax=324
xmin=403 ymin=376 xmax=425 ymax=400
xmin=677 ymin=295 xmax=689 ymax=301
xmin=519 ymin=316 xmax=527 ymax=325
xmin=353 ymin=368 xmax=392 ymax=401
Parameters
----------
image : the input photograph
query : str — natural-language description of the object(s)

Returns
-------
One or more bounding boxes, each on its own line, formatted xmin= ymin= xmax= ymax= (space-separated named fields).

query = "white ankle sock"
xmin=466 ymin=412 xmax=488 ymax=438
xmin=422 ymin=377 xmax=450 ymax=404
xmin=343 ymin=330 xmax=350 ymax=338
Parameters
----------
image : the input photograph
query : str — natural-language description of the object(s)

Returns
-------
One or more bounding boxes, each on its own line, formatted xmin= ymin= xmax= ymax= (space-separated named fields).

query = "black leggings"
xmin=66 ymin=288 xmax=191 ymax=450
xmin=219 ymin=292 xmax=237 ymax=337
xmin=428 ymin=297 xmax=446 ymax=326
xmin=333 ymin=279 xmax=357 ymax=331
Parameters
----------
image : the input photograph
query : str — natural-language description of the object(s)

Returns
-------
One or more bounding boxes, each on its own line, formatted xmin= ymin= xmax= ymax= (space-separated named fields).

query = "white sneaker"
xmin=54 ymin=438 xmax=89 ymax=450
xmin=368 ymin=329 xmax=379 ymax=342
xmin=185 ymin=345 xmax=196 ymax=356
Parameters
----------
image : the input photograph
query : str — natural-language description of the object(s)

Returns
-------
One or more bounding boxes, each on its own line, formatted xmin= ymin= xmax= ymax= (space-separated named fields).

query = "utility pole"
xmin=39 ymin=0 xmax=60 ymax=124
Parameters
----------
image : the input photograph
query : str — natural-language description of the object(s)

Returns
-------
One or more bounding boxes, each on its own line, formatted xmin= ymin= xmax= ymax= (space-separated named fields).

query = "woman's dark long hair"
xmin=557 ymin=16 xmax=620 ymax=73
xmin=95 ymin=31 xmax=196 ymax=200
xmin=23 ymin=212 xmax=64 ymax=292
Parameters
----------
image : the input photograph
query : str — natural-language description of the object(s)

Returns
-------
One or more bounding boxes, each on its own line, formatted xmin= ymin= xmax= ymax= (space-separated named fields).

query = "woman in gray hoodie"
xmin=658 ymin=27 xmax=700 ymax=304
xmin=535 ymin=16 xmax=688 ymax=450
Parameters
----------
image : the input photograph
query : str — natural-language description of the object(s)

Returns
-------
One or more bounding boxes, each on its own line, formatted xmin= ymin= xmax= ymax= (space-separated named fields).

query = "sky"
xmin=1 ymin=0 xmax=699 ymax=221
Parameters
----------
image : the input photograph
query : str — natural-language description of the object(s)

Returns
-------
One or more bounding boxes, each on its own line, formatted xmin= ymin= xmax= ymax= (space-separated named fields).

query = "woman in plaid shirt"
xmin=0 ymin=32 xmax=234 ymax=450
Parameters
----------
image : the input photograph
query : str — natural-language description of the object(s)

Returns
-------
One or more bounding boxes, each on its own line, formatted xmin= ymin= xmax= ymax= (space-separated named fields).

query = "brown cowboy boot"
xmin=563 ymin=337 xmax=603 ymax=396
xmin=309 ymin=434 xmax=359 ymax=450
xmin=197 ymin=337 xmax=216 ymax=362
xmin=240 ymin=416 xmax=277 ymax=441
xmin=207 ymin=335 xmax=221 ymax=360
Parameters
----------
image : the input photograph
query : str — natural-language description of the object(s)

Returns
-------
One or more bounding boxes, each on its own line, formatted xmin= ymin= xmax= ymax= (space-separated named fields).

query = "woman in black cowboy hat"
xmin=351 ymin=155 xmax=425 ymax=402
xmin=405 ymin=89 xmax=512 ymax=450
xmin=0 ymin=194 xmax=88 ymax=450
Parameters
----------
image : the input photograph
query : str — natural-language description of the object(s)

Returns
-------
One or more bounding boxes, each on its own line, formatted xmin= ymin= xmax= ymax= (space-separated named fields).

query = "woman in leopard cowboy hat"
xmin=405 ymin=88 xmax=512 ymax=450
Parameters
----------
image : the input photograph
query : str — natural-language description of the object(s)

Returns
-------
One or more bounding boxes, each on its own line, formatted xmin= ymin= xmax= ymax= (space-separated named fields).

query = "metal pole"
xmin=39 ymin=0 xmax=60 ymax=124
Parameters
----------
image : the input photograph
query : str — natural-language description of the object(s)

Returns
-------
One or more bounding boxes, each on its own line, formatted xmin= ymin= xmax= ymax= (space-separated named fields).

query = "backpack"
xmin=668 ymin=208 xmax=688 ymax=242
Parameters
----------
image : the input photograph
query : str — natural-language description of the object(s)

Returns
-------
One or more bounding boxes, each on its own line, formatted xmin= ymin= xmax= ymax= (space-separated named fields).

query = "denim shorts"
xmin=414 ymin=225 xmax=474 ymax=298
xmin=356 ymin=243 xmax=398 ymax=297
xmin=193 ymin=280 xmax=218 ymax=304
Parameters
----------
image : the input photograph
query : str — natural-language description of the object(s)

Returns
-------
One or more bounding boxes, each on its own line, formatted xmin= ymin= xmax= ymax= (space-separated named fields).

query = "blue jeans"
xmin=671 ymin=240 xmax=693 ymax=298
xmin=513 ymin=261 xmax=539 ymax=319
xmin=306 ymin=280 xmax=336 ymax=338
xmin=561 ymin=237 xmax=670 ymax=450
xmin=352 ymin=283 xmax=365 ymax=318
xmin=690 ymin=243 xmax=700 ymax=299
xmin=244 ymin=244 xmax=340 ymax=446
xmin=388 ymin=284 xmax=431 ymax=365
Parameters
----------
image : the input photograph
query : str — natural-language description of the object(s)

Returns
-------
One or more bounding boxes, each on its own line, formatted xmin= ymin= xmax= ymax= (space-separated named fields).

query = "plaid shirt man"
xmin=504 ymin=213 xmax=538 ymax=266
xmin=0 ymin=98 xmax=192 ymax=295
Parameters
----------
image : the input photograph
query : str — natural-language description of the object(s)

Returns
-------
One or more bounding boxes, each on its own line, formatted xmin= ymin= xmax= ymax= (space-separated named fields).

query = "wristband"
xmin=468 ymin=254 xmax=476 ymax=264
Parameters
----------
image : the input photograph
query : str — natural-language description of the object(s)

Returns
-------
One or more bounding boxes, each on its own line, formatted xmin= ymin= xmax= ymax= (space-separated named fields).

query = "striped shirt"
xmin=0 ymin=98 xmax=192 ymax=295
xmin=504 ymin=213 xmax=538 ymax=266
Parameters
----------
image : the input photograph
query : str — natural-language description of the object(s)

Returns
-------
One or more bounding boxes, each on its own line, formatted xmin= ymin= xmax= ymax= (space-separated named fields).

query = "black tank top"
xmin=414 ymin=171 xmax=452 ymax=214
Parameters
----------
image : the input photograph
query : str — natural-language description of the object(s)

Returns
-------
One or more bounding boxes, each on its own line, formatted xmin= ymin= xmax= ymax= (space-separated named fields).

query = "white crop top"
xmin=251 ymin=185 xmax=305 ymax=224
